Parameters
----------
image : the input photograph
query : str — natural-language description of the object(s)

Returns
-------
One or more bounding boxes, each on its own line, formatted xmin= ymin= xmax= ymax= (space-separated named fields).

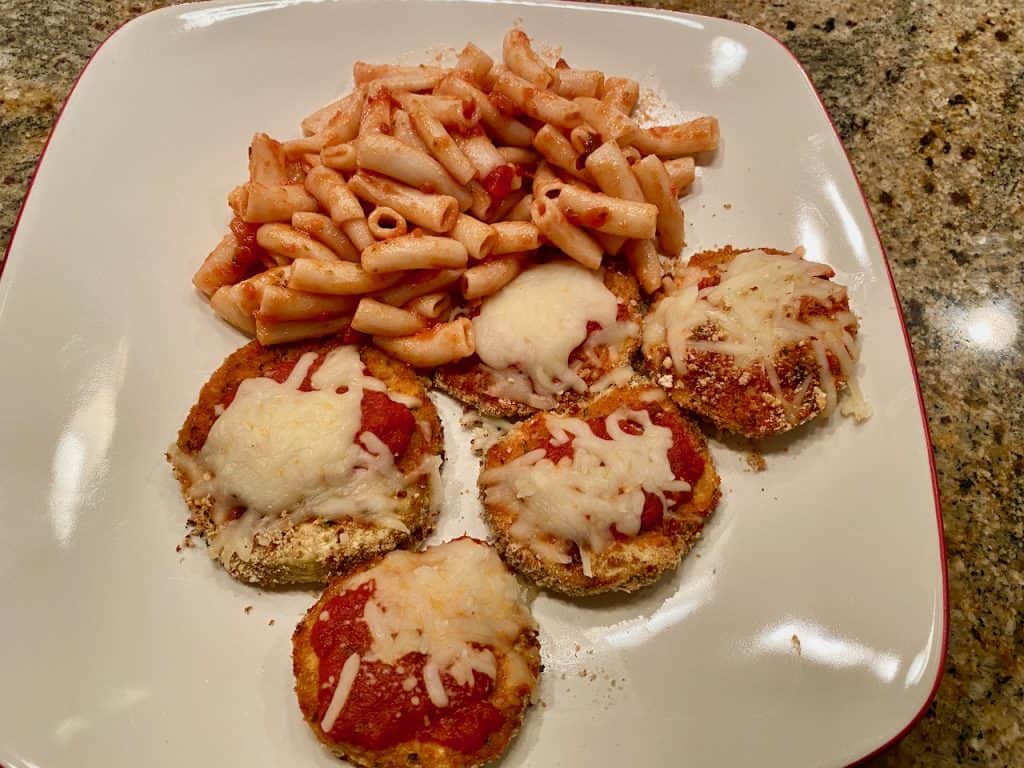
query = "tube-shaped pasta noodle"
xmin=553 ymin=63 xmax=604 ymax=99
xmin=455 ymin=131 xmax=505 ymax=178
xmin=210 ymin=284 xmax=257 ymax=335
xmin=531 ymin=196 xmax=603 ymax=269
xmin=633 ymin=154 xmax=685 ymax=256
xmin=532 ymin=124 xmax=589 ymax=180
xmin=320 ymin=142 xmax=357 ymax=172
xmin=367 ymin=207 xmax=408 ymax=240
xmin=455 ymin=43 xmax=494 ymax=84
xmin=391 ymin=109 xmax=431 ymax=153
xmin=302 ymin=97 xmax=345 ymax=137
xmin=664 ymin=156 xmax=696 ymax=194
xmin=532 ymin=161 xmax=561 ymax=195
xmin=623 ymin=239 xmax=664 ymax=295
xmin=569 ymin=125 xmax=601 ymax=156
xmin=547 ymin=184 xmax=658 ymax=239
xmin=436 ymin=75 xmax=535 ymax=147
xmin=467 ymin=180 xmax=491 ymax=220
xmin=303 ymin=89 xmax=366 ymax=142
xmin=450 ymin=214 xmax=496 ymax=260
xmin=282 ymin=135 xmax=326 ymax=158
xmin=302 ymin=153 xmax=322 ymax=170
xmin=488 ymin=189 xmax=527 ymax=223
xmin=502 ymin=29 xmax=553 ymax=88
xmin=292 ymin=212 xmax=360 ymax=261
xmin=256 ymin=223 xmax=339 ymax=261
xmin=373 ymin=317 xmax=474 ymax=367
xmin=193 ymin=234 xmax=242 ymax=297
xmin=258 ymin=285 xmax=358 ymax=321
xmin=490 ymin=221 xmax=542 ymax=254
xmin=395 ymin=93 xmax=477 ymax=131
xmin=461 ymin=255 xmax=525 ymax=299
xmin=375 ymin=268 xmax=464 ymax=306
xmin=599 ymin=76 xmax=639 ymax=114
xmin=497 ymin=146 xmax=538 ymax=164
xmin=584 ymin=140 xmax=646 ymax=202
xmin=347 ymin=173 xmax=459 ymax=233
xmin=504 ymin=193 xmax=534 ymax=222
xmin=255 ymin=314 xmax=352 ymax=346
xmin=622 ymin=146 xmax=642 ymax=165
xmin=574 ymin=97 xmax=641 ymax=145
xmin=304 ymin=166 xmax=363 ymax=222
xmin=354 ymin=62 xmax=446 ymax=88
xmin=249 ymin=133 xmax=288 ymax=185
xmin=352 ymin=297 xmax=426 ymax=337
xmin=404 ymin=291 xmax=452 ymax=319
xmin=361 ymin=234 xmax=468 ymax=273
xmin=359 ymin=92 xmax=392 ymax=136
xmin=407 ymin=102 xmax=477 ymax=185
xmin=209 ymin=267 xmax=286 ymax=333
xmin=288 ymin=258 xmax=403 ymax=295
xmin=355 ymin=133 xmax=472 ymax=210
xmin=631 ymin=116 xmax=720 ymax=158
xmin=492 ymin=67 xmax=583 ymax=130
xmin=593 ymin=231 xmax=626 ymax=258
xmin=237 ymin=183 xmax=319 ymax=223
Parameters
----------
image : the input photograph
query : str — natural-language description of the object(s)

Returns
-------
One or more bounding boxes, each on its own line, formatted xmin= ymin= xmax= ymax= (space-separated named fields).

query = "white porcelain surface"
xmin=0 ymin=2 xmax=945 ymax=766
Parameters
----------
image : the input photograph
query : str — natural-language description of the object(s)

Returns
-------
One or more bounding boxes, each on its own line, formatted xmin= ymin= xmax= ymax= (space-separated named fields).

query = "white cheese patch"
xmin=473 ymin=261 xmax=636 ymax=408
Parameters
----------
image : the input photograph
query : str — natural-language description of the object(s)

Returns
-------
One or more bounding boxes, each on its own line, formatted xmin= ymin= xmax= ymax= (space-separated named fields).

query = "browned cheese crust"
xmin=642 ymin=246 xmax=859 ymax=439
xmin=433 ymin=264 xmax=642 ymax=419
xmin=167 ymin=338 xmax=443 ymax=587
xmin=292 ymin=551 xmax=541 ymax=768
xmin=481 ymin=385 xmax=720 ymax=596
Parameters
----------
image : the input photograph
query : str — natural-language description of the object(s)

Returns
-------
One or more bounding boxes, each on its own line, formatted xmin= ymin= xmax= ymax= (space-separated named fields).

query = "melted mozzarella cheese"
xmin=480 ymin=408 xmax=690 ymax=577
xmin=338 ymin=539 xmax=536 ymax=710
xmin=172 ymin=346 xmax=434 ymax=563
xmin=473 ymin=261 xmax=637 ymax=408
xmin=643 ymin=248 xmax=870 ymax=421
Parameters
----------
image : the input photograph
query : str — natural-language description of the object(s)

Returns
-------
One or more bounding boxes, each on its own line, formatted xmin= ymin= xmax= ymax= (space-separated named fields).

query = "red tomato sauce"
xmin=311 ymin=582 xmax=505 ymax=753
xmin=228 ymin=216 xmax=268 ymax=276
xmin=541 ymin=404 xmax=708 ymax=538
xmin=481 ymin=164 xmax=517 ymax=206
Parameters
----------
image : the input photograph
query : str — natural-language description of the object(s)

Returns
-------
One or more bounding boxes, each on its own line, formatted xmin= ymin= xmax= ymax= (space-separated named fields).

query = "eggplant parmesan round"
xmin=167 ymin=338 xmax=442 ymax=586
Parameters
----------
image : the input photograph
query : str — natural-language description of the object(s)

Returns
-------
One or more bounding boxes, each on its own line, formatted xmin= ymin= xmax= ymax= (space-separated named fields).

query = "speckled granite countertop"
xmin=1 ymin=0 xmax=1021 ymax=765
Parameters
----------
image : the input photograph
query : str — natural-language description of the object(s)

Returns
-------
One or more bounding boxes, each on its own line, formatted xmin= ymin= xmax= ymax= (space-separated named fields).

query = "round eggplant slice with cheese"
xmin=434 ymin=259 xmax=641 ymax=419
xmin=480 ymin=385 xmax=720 ymax=596
xmin=167 ymin=338 xmax=442 ymax=587
xmin=642 ymin=246 xmax=869 ymax=439
xmin=292 ymin=538 xmax=541 ymax=768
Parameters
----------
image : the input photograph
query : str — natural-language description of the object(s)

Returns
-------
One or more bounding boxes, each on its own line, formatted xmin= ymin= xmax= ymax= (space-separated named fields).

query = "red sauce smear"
xmin=228 ymin=217 xmax=268 ymax=277
xmin=310 ymin=582 xmax=505 ymax=753
xmin=541 ymin=404 xmax=708 ymax=539
xmin=481 ymin=164 xmax=517 ymax=206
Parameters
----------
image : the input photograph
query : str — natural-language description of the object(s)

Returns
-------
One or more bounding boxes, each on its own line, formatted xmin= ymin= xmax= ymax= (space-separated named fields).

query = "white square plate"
xmin=0 ymin=2 xmax=946 ymax=766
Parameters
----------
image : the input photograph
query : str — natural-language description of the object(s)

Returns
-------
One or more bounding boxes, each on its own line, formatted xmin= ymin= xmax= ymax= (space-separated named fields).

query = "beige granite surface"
xmin=1 ymin=1 xmax=1021 ymax=766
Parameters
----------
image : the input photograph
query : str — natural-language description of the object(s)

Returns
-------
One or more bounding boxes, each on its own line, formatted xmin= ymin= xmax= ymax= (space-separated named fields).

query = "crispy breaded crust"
xmin=433 ymin=264 xmax=642 ymax=419
xmin=642 ymin=246 xmax=858 ymax=439
xmin=481 ymin=385 xmax=720 ymax=596
xmin=168 ymin=339 xmax=443 ymax=587
xmin=292 ymin=553 xmax=541 ymax=768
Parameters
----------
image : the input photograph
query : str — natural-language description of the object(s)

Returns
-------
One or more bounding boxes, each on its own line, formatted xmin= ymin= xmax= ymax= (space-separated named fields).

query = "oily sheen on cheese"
xmin=644 ymin=248 xmax=870 ymax=420
xmin=173 ymin=346 xmax=433 ymax=563
xmin=473 ymin=261 xmax=637 ymax=409
xmin=480 ymin=408 xmax=690 ymax=576
xmin=319 ymin=539 xmax=538 ymax=731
